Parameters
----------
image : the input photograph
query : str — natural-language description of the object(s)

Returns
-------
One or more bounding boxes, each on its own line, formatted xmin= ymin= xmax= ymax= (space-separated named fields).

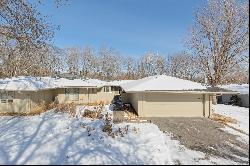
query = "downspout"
xmin=29 ymin=93 xmax=31 ymax=112
xmin=209 ymin=95 xmax=211 ymax=117
xmin=87 ymin=88 xmax=89 ymax=105
xmin=202 ymin=94 xmax=205 ymax=117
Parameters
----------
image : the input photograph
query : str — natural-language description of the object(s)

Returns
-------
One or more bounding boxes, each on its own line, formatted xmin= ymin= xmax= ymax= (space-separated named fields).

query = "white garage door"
xmin=141 ymin=93 xmax=204 ymax=117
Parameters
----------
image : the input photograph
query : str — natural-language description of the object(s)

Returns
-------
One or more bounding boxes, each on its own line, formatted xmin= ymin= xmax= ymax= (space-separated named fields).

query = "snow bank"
xmin=121 ymin=75 xmax=207 ymax=92
xmin=0 ymin=105 xmax=243 ymax=165
xmin=213 ymin=104 xmax=249 ymax=135
xmin=220 ymin=84 xmax=249 ymax=94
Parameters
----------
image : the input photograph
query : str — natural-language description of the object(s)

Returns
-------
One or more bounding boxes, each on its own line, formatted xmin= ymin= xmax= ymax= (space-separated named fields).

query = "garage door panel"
xmin=142 ymin=93 xmax=203 ymax=117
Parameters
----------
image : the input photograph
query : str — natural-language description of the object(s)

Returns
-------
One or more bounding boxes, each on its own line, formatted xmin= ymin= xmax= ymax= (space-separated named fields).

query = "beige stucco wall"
xmin=56 ymin=87 xmax=118 ymax=105
xmin=0 ymin=91 xmax=29 ymax=113
xmin=0 ymin=87 xmax=119 ymax=113
xmin=121 ymin=92 xmax=212 ymax=117
xmin=0 ymin=90 xmax=56 ymax=113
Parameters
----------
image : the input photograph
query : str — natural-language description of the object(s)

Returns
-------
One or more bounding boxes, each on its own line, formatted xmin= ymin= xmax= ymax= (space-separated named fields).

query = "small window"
xmin=72 ymin=88 xmax=79 ymax=101
xmin=104 ymin=86 xmax=110 ymax=92
xmin=111 ymin=86 xmax=120 ymax=92
xmin=97 ymin=88 xmax=102 ymax=92
xmin=0 ymin=91 xmax=14 ymax=103
xmin=65 ymin=88 xmax=79 ymax=101
xmin=88 ymin=88 xmax=97 ymax=94
xmin=92 ymin=88 xmax=97 ymax=93
xmin=82 ymin=88 xmax=88 ymax=94
xmin=1 ymin=99 xmax=7 ymax=103
xmin=8 ymin=99 xmax=13 ymax=103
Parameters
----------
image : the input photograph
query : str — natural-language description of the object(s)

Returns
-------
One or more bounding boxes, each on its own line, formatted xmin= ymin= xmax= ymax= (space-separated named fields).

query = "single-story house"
xmin=217 ymin=84 xmax=249 ymax=108
xmin=120 ymin=75 xmax=237 ymax=118
xmin=1 ymin=75 xmax=238 ymax=117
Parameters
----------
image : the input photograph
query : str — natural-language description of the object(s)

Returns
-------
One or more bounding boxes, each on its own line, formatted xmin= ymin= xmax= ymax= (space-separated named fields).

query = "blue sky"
xmin=38 ymin=0 xmax=205 ymax=57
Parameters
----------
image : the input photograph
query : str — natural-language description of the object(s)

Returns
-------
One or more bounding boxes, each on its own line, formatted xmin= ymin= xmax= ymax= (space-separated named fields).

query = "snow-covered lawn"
xmin=0 ymin=104 xmax=248 ymax=165
xmin=213 ymin=104 xmax=249 ymax=143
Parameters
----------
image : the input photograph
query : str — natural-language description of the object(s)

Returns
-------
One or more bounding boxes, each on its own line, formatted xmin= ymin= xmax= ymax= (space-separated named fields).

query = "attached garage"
xmin=122 ymin=92 xmax=212 ymax=117
xmin=120 ymin=75 xmax=232 ymax=118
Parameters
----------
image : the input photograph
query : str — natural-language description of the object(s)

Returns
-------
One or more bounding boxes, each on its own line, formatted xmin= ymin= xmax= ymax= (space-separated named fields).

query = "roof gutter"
xmin=123 ymin=90 xmax=240 ymax=95
xmin=0 ymin=85 xmax=101 ymax=92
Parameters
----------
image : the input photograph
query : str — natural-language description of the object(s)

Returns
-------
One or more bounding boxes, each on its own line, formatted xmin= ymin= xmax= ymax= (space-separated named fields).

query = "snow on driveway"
xmin=0 ymin=105 xmax=247 ymax=165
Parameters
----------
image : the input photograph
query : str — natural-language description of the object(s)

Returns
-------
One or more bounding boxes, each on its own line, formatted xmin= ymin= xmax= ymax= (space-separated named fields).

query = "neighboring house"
xmin=120 ymin=75 xmax=237 ymax=118
xmin=218 ymin=84 xmax=249 ymax=108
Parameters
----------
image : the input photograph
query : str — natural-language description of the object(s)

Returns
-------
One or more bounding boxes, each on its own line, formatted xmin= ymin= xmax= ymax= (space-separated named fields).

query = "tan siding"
xmin=56 ymin=88 xmax=117 ymax=105
xmin=0 ymin=90 xmax=56 ymax=113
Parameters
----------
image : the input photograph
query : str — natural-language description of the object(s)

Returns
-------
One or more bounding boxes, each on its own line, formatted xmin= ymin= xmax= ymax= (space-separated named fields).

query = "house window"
xmin=1 ymin=99 xmax=7 ymax=103
xmin=65 ymin=88 xmax=79 ymax=101
xmin=104 ymin=86 xmax=110 ymax=92
xmin=0 ymin=91 xmax=14 ymax=103
xmin=111 ymin=86 xmax=120 ymax=92
xmin=88 ymin=88 xmax=97 ymax=94
xmin=97 ymin=88 xmax=102 ymax=92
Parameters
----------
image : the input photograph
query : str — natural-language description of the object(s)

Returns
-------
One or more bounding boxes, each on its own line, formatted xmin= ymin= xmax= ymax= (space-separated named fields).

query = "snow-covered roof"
xmin=106 ymin=80 xmax=135 ymax=86
xmin=220 ymin=84 xmax=249 ymax=95
xmin=53 ymin=78 xmax=104 ymax=88
xmin=0 ymin=77 xmax=57 ymax=91
xmin=2 ymin=75 xmax=245 ymax=94
xmin=120 ymin=75 xmax=208 ymax=92
xmin=0 ymin=77 xmax=105 ymax=91
xmin=86 ymin=78 xmax=107 ymax=87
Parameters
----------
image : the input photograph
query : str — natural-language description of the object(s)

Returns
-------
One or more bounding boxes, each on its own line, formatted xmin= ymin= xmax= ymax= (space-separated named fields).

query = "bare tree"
xmin=0 ymin=0 xmax=55 ymax=50
xmin=66 ymin=47 xmax=80 ymax=75
xmin=138 ymin=53 xmax=155 ymax=78
xmin=154 ymin=53 xmax=167 ymax=75
xmin=186 ymin=0 xmax=249 ymax=87
xmin=167 ymin=52 xmax=203 ymax=82
xmin=122 ymin=56 xmax=137 ymax=79
xmin=98 ymin=47 xmax=121 ymax=80
xmin=79 ymin=46 xmax=94 ymax=77
xmin=0 ymin=0 xmax=68 ymax=77
xmin=222 ymin=63 xmax=249 ymax=84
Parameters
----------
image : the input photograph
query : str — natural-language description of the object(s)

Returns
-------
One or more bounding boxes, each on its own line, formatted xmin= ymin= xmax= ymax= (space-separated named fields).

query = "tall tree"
xmin=66 ymin=47 xmax=80 ymax=75
xmin=186 ymin=0 xmax=249 ymax=87
xmin=0 ymin=0 xmax=66 ymax=77
xmin=167 ymin=52 xmax=203 ymax=82
xmin=154 ymin=53 xmax=167 ymax=75
xmin=99 ymin=47 xmax=121 ymax=80
xmin=0 ymin=0 xmax=54 ymax=50
xmin=80 ymin=46 xmax=95 ymax=78
xmin=122 ymin=57 xmax=137 ymax=79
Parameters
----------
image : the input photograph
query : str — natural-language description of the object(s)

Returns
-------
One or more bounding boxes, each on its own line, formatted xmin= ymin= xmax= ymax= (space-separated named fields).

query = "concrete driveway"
xmin=145 ymin=117 xmax=249 ymax=164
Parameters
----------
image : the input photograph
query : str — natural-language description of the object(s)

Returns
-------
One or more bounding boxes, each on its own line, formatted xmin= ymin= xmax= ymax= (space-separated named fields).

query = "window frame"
xmin=65 ymin=88 xmax=79 ymax=101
